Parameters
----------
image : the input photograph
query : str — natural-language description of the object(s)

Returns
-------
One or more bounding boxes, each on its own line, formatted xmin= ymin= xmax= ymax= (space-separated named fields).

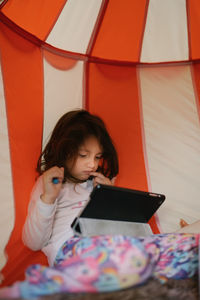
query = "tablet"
xmin=71 ymin=184 xmax=165 ymax=237
xmin=81 ymin=184 xmax=165 ymax=222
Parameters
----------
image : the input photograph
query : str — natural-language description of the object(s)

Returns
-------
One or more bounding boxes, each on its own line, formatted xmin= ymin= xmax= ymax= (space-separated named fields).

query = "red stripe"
xmin=187 ymin=0 xmax=200 ymax=60
xmin=1 ymin=0 xmax=67 ymax=41
xmin=0 ymin=21 xmax=47 ymax=287
xmin=91 ymin=0 xmax=147 ymax=61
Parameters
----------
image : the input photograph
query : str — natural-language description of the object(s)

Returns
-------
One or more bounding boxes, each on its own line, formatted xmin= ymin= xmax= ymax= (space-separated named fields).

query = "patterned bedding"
xmin=0 ymin=233 xmax=199 ymax=299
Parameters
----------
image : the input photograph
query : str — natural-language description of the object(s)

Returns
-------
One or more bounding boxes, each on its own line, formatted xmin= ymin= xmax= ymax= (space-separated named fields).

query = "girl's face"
xmin=67 ymin=136 xmax=103 ymax=181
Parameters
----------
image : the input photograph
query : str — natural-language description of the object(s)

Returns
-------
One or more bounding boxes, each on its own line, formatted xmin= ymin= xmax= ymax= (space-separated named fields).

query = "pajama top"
xmin=22 ymin=176 xmax=93 ymax=265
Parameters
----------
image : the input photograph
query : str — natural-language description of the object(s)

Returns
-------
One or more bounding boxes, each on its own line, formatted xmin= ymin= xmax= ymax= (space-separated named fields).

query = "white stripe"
xmin=139 ymin=64 xmax=200 ymax=233
xmin=46 ymin=0 xmax=102 ymax=54
xmin=141 ymin=0 xmax=188 ymax=62
xmin=0 ymin=64 xmax=15 ymax=275
xmin=43 ymin=55 xmax=84 ymax=147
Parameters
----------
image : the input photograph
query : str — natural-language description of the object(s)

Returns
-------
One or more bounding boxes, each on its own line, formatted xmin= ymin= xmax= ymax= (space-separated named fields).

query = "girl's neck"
xmin=66 ymin=176 xmax=87 ymax=184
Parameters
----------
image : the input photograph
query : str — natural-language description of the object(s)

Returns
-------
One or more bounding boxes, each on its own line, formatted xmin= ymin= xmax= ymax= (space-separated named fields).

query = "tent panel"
xmin=43 ymin=51 xmax=84 ymax=146
xmin=91 ymin=0 xmax=147 ymax=61
xmin=1 ymin=0 xmax=200 ymax=287
xmin=139 ymin=64 xmax=200 ymax=233
xmin=188 ymin=0 xmax=200 ymax=60
xmin=1 ymin=0 xmax=67 ymax=40
xmin=86 ymin=62 xmax=160 ymax=234
xmin=0 ymin=64 xmax=14 ymax=274
xmin=140 ymin=0 xmax=188 ymax=63
xmin=0 ymin=22 xmax=47 ymax=286
xmin=46 ymin=0 xmax=102 ymax=54
xmin=87 ymin=63 xmax=148 ymax=189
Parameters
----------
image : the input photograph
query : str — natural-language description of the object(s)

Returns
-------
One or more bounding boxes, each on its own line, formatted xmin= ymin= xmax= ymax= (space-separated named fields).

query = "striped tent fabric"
xmin=0 ymin=0 xmax=200 ymax=286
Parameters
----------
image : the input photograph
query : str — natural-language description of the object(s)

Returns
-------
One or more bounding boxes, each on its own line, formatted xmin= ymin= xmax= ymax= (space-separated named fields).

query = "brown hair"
xmin=37 ymin=109 xmax=119 ymax=183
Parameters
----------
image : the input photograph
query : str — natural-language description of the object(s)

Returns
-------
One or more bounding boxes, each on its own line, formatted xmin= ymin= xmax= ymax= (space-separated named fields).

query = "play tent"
xmin=0 ymin=0 xmax=200 ymax=287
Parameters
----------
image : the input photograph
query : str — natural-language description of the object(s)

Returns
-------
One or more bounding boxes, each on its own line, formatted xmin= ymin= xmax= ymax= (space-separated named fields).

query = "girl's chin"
xmin=76 ymin=174 xmax=91 ymax=181
xmin=68 ymin=174 xmax=89 ymax=183
xmin=81 ymin=173 xmax=92 ymax=179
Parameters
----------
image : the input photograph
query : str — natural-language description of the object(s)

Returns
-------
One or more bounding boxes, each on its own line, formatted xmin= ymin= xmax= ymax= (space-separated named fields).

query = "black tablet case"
xmin=71 ymin=184 xmax=165 ymax=237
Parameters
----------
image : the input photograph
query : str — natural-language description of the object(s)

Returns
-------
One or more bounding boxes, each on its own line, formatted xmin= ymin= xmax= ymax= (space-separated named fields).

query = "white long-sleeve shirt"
xmin=22 ymin=176 xmax=93 ymax=265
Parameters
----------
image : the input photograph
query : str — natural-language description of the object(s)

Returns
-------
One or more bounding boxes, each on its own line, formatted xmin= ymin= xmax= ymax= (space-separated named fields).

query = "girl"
xmin=1 ymin=112 xmax=198 ymax=299
xmin=22 ymin=109 xmax=119 ymax=266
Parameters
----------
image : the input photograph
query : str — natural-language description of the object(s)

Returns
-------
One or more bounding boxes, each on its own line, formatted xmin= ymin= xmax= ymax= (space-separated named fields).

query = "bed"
xmin=0 ymin=233 xmax=199 ymax=300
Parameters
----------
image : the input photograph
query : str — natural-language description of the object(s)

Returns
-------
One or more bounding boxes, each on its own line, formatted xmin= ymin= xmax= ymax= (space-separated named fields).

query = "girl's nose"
xmin=87 ymin=158 xmax=95 ymax=168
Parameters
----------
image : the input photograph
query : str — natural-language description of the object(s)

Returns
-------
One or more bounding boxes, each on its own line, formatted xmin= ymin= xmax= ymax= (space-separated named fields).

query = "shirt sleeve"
xmin=22 ymin=176 xmax=57 ymax=251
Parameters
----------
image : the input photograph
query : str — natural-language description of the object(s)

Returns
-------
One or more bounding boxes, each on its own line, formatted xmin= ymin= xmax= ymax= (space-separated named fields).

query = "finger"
xmin=52 ymin=166 xmax=64 ymax=177
xmin=90 ymin=172 xmax=104 ymax=179
xmin=93 ymin=177 xmax=100 ymax=185
xmin=53 ymin=166 xmax=64 ymax=176
xmin=93 ymin=176 xmax=111 ymax=186
xmin=93 ymin=176 xmax=103 ymax=186
xmin=44 ymin=167 xmax=64 ymax=184
xmin=56 ymin=167 xmax=64 ymax=181
xmin=111 ymin=177 xmax=116 ymax=185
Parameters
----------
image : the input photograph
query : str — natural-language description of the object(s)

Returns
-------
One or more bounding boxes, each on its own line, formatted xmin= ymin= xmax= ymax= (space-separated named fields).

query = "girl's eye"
xmin=96 ymin=156 xmax=102 ymax=160
xmin=79 ymin=153 xmax=87 ymax=158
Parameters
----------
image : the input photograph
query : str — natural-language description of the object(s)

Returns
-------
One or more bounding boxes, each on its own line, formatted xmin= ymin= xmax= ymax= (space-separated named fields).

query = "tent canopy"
xmin=0 ymin=0 xmax=200 ymax=286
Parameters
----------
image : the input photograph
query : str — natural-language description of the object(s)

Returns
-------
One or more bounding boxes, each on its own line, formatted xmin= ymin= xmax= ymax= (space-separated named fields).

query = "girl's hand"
xmin=90 ymin=172 xmax=116 ymax=187
xmin=40 ymin=166 xmax=64 ymax=204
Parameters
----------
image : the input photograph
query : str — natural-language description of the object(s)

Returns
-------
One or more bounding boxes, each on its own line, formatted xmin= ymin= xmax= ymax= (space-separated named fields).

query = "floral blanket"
xmin=0 ymin=233 xmax=199 ymax=299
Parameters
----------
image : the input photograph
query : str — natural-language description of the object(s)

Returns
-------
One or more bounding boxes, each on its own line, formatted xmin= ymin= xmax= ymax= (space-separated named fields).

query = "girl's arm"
xmin=22 ymin=166 xmax=64 ymax=250
xmin=22 ymin=176 xmax=57 ymax=251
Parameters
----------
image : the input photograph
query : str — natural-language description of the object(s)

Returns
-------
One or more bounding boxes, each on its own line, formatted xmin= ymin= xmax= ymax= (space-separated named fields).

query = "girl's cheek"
xmin=95 ymin=162 xmax=100 ymax=170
